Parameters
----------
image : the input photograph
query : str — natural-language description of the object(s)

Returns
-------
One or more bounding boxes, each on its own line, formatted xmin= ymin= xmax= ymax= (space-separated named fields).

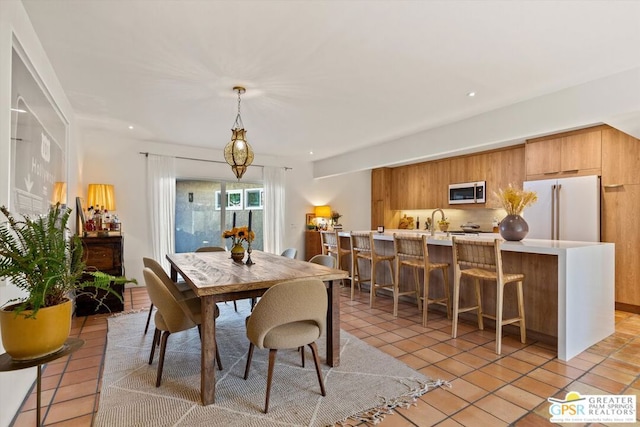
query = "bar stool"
xmin=349 ymin=231 xmax=395 ymax=308
xmin=393 ymin=233 xmax=451 ymax=325
xmin=451 ymin=237 xmax=526 ymax=354
xmin=320 ymin=230 xmax=352 ymax=285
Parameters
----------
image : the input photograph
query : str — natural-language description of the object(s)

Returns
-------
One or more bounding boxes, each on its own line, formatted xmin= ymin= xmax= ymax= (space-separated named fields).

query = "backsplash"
xmin=399 ymin=208 xmax=507 ymax=232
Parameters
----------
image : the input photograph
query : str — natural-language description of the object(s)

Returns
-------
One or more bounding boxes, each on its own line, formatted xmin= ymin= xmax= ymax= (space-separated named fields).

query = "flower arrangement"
xmin=495 ymin=184 xmax=538 ymax=215
xmin=331 ymin=211 xmax=342 ymax=225
xmin=222 ymin=226 xmax=255 ymax=247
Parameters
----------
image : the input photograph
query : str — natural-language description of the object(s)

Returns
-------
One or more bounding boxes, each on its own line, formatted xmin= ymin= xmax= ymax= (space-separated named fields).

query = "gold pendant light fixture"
xmin=224 ymin=86 xmax=254 ymax=180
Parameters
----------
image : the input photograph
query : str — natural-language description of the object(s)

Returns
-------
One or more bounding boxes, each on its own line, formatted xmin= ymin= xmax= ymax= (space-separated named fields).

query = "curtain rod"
xmin=139 ymin=152 xmax=292 ymax=170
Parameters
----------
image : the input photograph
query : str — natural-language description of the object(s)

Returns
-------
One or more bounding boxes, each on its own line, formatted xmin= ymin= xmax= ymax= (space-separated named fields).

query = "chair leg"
xmin=264 ymin=349 xmax=278 ymax=413
xmin=243 ymin=343 xmax=254 ymax=380
xmin=351 ymin=255 xmax=360 ymax=300
xmin=517 ymin=281 xmax=526 ymax=344
xmin=156 ymin=331 xmax=170 ymax=387
xmin=215 ymin=338 xmax=223 ymax=371
xmin=233 ymin=300 xmax=238 ymax=312
xmin=474 ymin=278 xmax=484 ymax=330
xmin=149 ymin=328 xmax=160 ymax=364
xmin=451 ymin=270 xmax=461 ymax=338
xmin=144 ymin=304 xmax=154 ymax=334
xmin=300 ymin=346 xmax=305 ymax=367
xmin=370 ymin=259 xmax=377 ymax=308
xmin=392 ymin=261 xmax=400 ymax=317
xmin=309 ymin=342 xmax=326 ymax=396
xmin=422 ymin=266 xmax=430 ymax=327
xmin=496 ymin=282 xmax=504 ymax=355
xmin=441 ymin=267 xmax=452 ymax=319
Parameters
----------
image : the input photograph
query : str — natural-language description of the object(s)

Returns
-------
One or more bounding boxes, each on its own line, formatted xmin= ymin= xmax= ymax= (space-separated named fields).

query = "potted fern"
xmin=0 ymin=203 xmax=134 ymax=360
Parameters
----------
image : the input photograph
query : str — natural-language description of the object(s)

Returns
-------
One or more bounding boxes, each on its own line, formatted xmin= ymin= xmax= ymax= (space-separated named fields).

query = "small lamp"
xmin=314 ymin=205 xmax=331 ymax=218
xmin=87 ymin=184 xmax=116 ymax=211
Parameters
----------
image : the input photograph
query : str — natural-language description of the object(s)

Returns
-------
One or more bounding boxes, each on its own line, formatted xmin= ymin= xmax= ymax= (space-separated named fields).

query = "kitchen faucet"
xmin=430 ymin=208 xmax=445 ymax=237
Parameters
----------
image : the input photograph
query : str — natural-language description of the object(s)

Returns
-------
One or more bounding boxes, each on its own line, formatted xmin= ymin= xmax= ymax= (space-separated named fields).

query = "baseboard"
xmin=615 ymin=302 xmax=640 ymax=314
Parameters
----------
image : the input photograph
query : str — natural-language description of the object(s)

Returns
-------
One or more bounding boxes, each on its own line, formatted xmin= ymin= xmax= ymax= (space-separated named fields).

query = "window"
xmin=175 ymin=180 xmax=264 ymax=253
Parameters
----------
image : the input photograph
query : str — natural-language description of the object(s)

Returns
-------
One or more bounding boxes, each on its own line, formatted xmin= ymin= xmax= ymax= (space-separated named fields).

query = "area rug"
xmin=95 ymin=303 xmax=447 ymax=426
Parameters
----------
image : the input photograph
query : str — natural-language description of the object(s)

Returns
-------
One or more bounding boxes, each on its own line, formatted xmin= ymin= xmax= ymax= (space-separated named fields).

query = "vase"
xmin=231 ymin=243 xmax=245 ymax=262
xmin=499 ymin=214 xmax=529 ymax=241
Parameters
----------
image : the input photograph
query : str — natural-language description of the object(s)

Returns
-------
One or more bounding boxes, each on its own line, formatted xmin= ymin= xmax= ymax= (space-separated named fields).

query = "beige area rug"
xmin=95 ymin=303 xmax=447 ymax=426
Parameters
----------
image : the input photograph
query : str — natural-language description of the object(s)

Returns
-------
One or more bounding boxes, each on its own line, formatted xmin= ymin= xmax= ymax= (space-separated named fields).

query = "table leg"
xmin=326 ymin=279 xmax=340 ymax=367
xmin=201 ymin=295 xmax=216 ymax=405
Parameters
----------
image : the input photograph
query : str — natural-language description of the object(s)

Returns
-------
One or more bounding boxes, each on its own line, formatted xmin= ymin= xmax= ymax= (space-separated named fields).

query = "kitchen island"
xmin=338 ymin=230 xmax=615 ymax=361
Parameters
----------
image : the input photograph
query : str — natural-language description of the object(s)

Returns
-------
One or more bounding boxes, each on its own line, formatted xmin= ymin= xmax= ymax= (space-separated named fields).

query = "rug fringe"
xmin=108 ymin=308 xmax=150 ymax=317
xmin=335 ymin=378 xmax=451 ymax=426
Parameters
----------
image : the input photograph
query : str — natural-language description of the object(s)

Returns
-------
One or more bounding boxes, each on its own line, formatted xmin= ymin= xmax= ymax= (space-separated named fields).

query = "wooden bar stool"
xmin=451 ymin=237 xmax=526 ymax=354
xmin=320 ymin=230 xmax=352 ymax=286
xmin=393 ymin=233 xmax=451 ymax=325
xmin=349 ymin=231 xmax=395 ymax=307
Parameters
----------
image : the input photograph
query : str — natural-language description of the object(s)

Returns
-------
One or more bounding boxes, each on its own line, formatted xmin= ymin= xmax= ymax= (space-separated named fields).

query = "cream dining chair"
xmin=243 ymin=278 xmax=327 ymax=413
xmin=309 ymin=254 xmax=337 ymax=268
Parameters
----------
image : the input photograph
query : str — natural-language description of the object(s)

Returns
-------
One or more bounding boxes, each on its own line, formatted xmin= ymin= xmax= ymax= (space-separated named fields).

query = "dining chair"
xmin=143 ymin=267 xmax=223 ymax=387
xmin=309 ymin=254 xmax=337 ymax=268
xmin=243 ymin=278 xmax=327 ymax=413
xmin=451 ymin=237 xmax=526 ymax=355
xmin=393 ymin=233 xmax=450 ymax=325
xmin=280 ymin=248 xmax=297 ymax=259
xmin=142 ymin=257 xmax=196 ymax=334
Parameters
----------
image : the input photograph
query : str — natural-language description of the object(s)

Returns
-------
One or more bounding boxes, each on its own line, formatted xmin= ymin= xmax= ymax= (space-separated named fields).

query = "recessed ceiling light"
xmin=467 ymin=92 xmax=476 ymax=97
xmin=309 ymin=151 xmax=314 ymax=155
xmin=11 ymin=108 xmax=27 ymax=113
xmin=128 ymin=125 xmax=134 ymax=130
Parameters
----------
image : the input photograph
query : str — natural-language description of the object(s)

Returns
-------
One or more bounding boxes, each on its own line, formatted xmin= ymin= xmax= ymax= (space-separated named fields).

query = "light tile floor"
xmin=9 ymin=286 xmax=640 ymax=426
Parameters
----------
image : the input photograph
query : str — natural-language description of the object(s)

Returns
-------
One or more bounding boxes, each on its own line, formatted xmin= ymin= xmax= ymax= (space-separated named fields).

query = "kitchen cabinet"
xmin=602 ymin=128 xmax=640 ymax=186
xmin=371 ymin=168 xmax=399 ymax=229
xmin=392 ymin=160 xmax=449 ymax=209
xmin=75 ymin=235 xmax=124 ymax=316
xmin=449 ymin=153 xmax=487 ymax=184
xmin=484 ymin=146 xmax=526 ymax=208
xmin=526 ymin=127 xmax=602 ymax=180
xmin=304 ymin=231 xmax=322 ymax=261
xmin=602 ymin=184 xmax=640 ymax=309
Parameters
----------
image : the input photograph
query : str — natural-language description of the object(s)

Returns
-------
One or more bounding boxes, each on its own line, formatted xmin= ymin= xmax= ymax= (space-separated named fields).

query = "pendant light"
xmin=224 ymin=86 xmax=254 ymax=180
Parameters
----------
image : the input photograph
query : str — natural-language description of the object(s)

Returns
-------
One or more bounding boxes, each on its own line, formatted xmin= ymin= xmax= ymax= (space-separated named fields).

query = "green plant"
xmin=0 ymin=203 xmax=135 ymax=318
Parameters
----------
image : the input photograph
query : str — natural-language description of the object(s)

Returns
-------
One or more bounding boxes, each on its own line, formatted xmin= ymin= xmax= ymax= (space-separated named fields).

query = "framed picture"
xmin=245 ymin=188 xmax=263 ymax=209
xmin=305 ymin=213 xmax=316 ymax=225
xmin=215 ymin=190 xmax=243 ymax=210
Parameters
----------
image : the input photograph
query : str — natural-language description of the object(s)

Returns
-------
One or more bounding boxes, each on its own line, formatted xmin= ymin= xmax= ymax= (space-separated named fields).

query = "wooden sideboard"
xmin=304 ymin=231 xmax=322 ymax=261
xmin=75 ymin=235 xmax=125 ymax=316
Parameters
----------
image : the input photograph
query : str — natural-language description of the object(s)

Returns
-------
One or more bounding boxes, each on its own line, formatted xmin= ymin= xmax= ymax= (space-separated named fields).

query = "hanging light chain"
xmin=233 ymin=86 xmax=245 ymax=130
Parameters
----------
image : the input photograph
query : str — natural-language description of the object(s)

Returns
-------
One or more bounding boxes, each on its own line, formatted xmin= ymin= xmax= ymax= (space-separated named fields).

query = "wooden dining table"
xmin=166 ymin=249 xmax=348 ymax=405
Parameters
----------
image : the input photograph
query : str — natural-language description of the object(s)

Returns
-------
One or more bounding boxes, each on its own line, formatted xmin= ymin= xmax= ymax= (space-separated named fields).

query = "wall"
xmin=80 ymin=130 xmax=369 ymax=286
xmin=0 ymin=1 xmax=81 ymax=425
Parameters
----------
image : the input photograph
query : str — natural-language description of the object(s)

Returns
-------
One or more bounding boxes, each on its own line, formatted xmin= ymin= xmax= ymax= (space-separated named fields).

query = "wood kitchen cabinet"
xmin=484 ymin=146 xmax=526 ymax=208
xmin=602 ymin=184 xmax=640 ymax=310
xmin=371 ymin=168 xmax=399 ymax=229
xmin=602 ymin=128 xmax=640 ymax=186
xmin=391 ymin=160 xmax=449 ymax=209
xmin=449 ymin=153 xmax=487 ymax=184
xmin=526 ymin=127 xmax=603 ymax=180
xmin=75 ymin=235 xmax=124 ymax=316
xmin=304 ymin=231 xmax=322 ymax=261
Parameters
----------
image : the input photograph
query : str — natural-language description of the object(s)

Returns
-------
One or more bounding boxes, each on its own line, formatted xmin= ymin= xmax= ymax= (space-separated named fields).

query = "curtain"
xmin=146 ymin=154 xmax=176 ymax=271
xmin=263 ymin=166 xmax=286 ymax=254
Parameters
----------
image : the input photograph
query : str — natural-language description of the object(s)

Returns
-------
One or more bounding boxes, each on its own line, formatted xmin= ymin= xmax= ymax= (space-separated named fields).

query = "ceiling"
xmin=22 ymin=0 xmax=640 ymax=164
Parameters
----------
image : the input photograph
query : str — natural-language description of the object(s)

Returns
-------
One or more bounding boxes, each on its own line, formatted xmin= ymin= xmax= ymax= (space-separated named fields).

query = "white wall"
xmin=0 ymin=1 xmax=81 ymax=425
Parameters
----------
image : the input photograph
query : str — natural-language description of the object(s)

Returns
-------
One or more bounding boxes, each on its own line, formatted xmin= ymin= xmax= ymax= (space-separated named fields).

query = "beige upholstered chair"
xmin=349 ymin=231 xmax=395 ymax=307
xmin=143 ymin=268 xmax=222 ymax=387
xmin=309 ymin=254 xmax=337 ymax=268
xmin=320 ymin=230 xmax=352 ymax=283
xmin=142 ymin=257 xmax=196 ymax=334
xmin=243 ymin=278 xmax=327 ymax=413
xmin=451 ymin=237 xmax=526 ymax=354
xmin=280 ymin=248 xmax=297 ymax=259
xmin=393 ymin=233 xmax=451 ymax=325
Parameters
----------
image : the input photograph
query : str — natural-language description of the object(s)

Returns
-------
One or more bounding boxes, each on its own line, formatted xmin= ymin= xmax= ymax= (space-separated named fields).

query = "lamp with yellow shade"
xmin=314 ymin=205 xmax=331 ymax=230
xmin=87 ymin=184 xmax=116 ymax=211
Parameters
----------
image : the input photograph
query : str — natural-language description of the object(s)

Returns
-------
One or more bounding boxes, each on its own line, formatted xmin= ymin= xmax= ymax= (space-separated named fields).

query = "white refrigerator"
xmin=523 ymin=175 xmax=600 ymax=242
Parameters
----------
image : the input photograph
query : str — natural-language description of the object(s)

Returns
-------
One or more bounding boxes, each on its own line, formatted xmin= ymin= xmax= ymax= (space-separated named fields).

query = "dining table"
xmin=166 ymin=249 xmax=348 ymax=405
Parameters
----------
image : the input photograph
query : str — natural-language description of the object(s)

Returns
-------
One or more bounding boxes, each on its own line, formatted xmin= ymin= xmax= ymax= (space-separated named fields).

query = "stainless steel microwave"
xmin=448 ymin=181 xmax=486 ymax=204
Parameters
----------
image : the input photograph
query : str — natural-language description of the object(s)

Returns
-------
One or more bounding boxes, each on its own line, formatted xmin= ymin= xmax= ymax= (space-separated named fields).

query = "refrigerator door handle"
xmin=551 ymin=184 xmax=556 ymax=240
xmin=556 ymin=184 xmax=562 ymax=240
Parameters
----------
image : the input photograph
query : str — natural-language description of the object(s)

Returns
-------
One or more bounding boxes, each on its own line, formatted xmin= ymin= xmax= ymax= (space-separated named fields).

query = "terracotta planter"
xmin=0 ymin=299 xmax=72 ymax=360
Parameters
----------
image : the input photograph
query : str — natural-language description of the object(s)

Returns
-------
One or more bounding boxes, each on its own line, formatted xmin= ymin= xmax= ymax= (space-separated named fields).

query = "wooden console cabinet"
xmin=304 ymin=231 xmax=322 ymax=261
xmin=75 ymin=235 xmax=124 ymax=316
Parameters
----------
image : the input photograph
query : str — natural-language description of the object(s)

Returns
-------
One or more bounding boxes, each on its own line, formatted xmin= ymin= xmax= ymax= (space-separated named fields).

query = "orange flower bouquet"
xmin=222 ymin=226 xmax=255 ymax=247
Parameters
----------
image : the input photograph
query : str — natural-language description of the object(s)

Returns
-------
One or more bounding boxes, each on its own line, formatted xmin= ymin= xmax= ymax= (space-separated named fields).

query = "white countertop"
xmin=339 ymin=229 xmax=614 ymax=256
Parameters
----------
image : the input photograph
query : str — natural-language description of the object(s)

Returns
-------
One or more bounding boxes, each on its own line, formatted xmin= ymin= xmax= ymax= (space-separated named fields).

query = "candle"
xmin=248 ymin=210 xmax=252 ymax=232
xmin=232 ymin=212 xmax=236 ymax=228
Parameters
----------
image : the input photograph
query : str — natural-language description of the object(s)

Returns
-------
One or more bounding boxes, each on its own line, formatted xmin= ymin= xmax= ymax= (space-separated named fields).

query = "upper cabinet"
xmin=602 ymin=128 xmax=640 ymax=186
xmin=484 ymin=146 xmax=526 ymax=208
xmin=391 ymin=160 xmax=449 ymax=210
xmin=525 ymin=127 xmax=603 ymax=180
xmin=371 ymin=168 xmax=399 ymax=229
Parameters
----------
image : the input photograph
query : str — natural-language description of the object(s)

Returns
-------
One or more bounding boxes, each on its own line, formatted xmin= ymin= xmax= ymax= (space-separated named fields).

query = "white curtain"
xmin=263 ymin=166 xmax=286 ymax=254
xmin=146 ymin=154 xmax=176 ymax=271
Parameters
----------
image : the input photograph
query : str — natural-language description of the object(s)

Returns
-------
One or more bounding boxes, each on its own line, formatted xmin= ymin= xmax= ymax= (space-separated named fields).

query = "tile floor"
xmin=9 ymin=286 xmax=640 ymax=426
